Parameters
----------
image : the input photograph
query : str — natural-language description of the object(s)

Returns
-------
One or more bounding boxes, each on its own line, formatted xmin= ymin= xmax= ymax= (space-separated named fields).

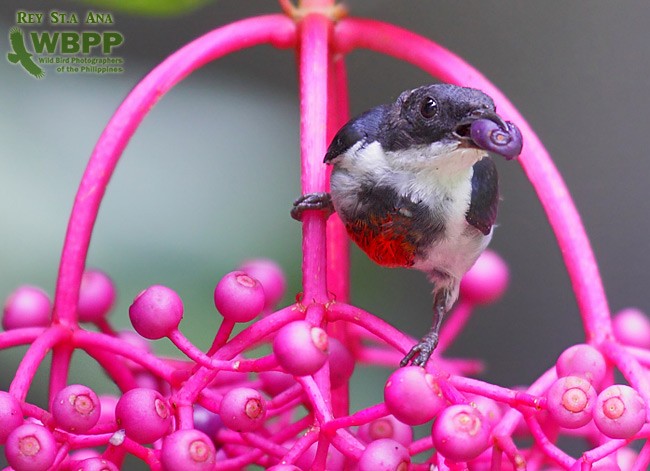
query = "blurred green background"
xmin=1 ymin=0 xmax=650 ymax=466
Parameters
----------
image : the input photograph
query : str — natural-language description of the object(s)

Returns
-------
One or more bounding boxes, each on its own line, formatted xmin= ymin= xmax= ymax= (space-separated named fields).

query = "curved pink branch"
xmin=327 ymin=302 xmax=416 ymax=359
xmin=52 ymin=15 xmax=296 ymax=326
xmin=0 ymin=328 xmax=43 ymax=349
xmin=73 ymin=330 xmax=177 ymax=381
xmin=333 ymin=18 xmax=612 ymax=343
xmin=9 ymin=325 xmax=69 ymax=401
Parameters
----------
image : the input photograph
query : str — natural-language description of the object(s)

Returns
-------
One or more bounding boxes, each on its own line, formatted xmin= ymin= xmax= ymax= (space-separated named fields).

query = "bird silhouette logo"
xmin=7 ymin=27 xmax=44 ymax=79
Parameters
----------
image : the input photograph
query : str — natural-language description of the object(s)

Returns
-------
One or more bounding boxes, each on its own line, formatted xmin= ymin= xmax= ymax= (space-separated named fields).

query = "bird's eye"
xmin=419 ymin=97 xmax=438 ymax=119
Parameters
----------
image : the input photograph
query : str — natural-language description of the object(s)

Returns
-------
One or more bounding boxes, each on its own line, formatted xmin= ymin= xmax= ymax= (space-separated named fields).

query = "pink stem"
xmin=207 ymin=319 xmax=236 ymax=356
xmin=493 ymin=367 xmax=556 ymax=437
xmin=601 ymin=339 xmax=650 ymax=408
xmin=53 ymin=430 xmax=114 ymax=448
xmin=49 ymin=343 xmax=73 ymax=405
xmin=9 ymin=325 xmax=69 ymax=401
xmin=327 ymin=302 xmax=416 ymax=358
xmin=241 ymin=432 xmax=290 ymax=459
xmin=95 ymin=318 xmax=117 ymax=336
xmin=282 ymin=427 xmax=320 ymax=464
xmin=168 ymin=329 xmax=216 ymax=367
xmin=449 ymin=376 xmax=544 ymax=409
xmin=491 ymin=447 xmax=503 ymax=471
xmin=333 ymin=17 xmax=612 ymax=344
xmin=0 ymin=328 xmax=44 ymax=348
xmin=330 ymin=428 xmax=364 ymax=460
xmin=268 ymin=384 xmax=304 ymax=409
xmin=323 ymin=402 xmax=389 ymax=433
xmin=409 ymin=436 xmax=434 ymax=455
xmin=581 ymin=438 xmax=627 ymax=466
xmin=51 ymin=444 xmax=71 ymax=470
xmin=297 ymin=376 xmax=334 ymax=423
xmin=73 ymin=330 xmax=176 ymax=381
xmin=298 ymin=13 xmax=331 ymax=304
xmin=51 ymin=14 xmax=296 ymax=327
xmin=312 ymin=435 xmax=331 ymax=471
xmin=524 ymin=413 xmax=574 ymax=469
xmin=495 ymin=435 xmax=526 ymax=470
xmin=177 ymin=305 xmax=303 ymax=403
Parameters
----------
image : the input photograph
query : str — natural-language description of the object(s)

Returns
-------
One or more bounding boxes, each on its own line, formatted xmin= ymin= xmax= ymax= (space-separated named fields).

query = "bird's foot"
xmin=291 ymin=192 xmax=333 ymax=221
xmin=400 ymin=332 xmax=438 ymax=367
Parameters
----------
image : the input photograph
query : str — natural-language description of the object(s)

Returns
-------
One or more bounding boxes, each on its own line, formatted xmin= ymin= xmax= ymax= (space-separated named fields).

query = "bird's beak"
xmin=453 ymin=109 xmax=522 ymax=160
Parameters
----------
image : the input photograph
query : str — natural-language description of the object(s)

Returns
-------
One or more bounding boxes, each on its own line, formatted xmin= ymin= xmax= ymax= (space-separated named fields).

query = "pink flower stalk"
xmin=1 ymin=0 xmax=649 ymax=469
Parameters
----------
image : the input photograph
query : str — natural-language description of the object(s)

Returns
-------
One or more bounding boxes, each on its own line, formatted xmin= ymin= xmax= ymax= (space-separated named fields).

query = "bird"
xmin=292 ymin=84 xmax=522 ymax=367
xmin=7 ymin=28 xmax=45 ymax=79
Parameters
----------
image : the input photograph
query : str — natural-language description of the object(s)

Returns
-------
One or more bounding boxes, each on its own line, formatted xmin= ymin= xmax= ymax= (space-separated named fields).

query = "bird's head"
xmin=324 ymin=84 xmax=522 ymax=173
xmin=381 ymin=84 xmax=521 ymax=169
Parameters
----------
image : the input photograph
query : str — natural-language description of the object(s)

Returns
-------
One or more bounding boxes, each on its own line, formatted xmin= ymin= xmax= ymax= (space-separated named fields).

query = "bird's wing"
xmin=465 ymin=157 xmax=499 ymax=235
xmin=324 ymin=105 xmax=387 ymax=163
xmin=9 ymin=27 xmax=29 ymax=57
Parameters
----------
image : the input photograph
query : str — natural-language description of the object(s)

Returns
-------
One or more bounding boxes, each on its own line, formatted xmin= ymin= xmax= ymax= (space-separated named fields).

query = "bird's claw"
xmin=400 ymin=333 xmax=438 ymax=367
xmin=291 ymin=192 xmax=333 ymax=221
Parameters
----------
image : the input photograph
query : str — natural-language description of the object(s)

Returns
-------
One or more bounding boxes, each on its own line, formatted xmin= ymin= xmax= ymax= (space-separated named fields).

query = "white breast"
xmin=330 ymin=140 xmax=491 ymax=279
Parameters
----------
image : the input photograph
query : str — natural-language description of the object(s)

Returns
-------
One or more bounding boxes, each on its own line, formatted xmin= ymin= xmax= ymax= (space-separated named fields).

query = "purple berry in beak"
xmin=470 ymin=118 xmax=522 ymax=160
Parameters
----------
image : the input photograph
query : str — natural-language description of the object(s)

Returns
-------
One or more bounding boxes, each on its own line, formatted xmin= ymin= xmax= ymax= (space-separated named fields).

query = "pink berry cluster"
xmin=2 ymin=1 xmax=650 ymax=470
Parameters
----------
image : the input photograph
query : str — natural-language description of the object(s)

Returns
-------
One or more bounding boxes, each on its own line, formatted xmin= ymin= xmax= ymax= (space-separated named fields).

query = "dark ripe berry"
xmin=384 ymin=366 xmax=446 ymax=425
xmin=214 ymin=271 xmax=265 ymax=322
xmin=593 ymin=385 xmax=646 ymax=439
xmin=115 ymin=388 xmax=171 ymax=443
xmin=161 ymin=430 xmax=216 ymax=471
xmin=193 ymin=404 xmax=223 ymax=441
xmin=51 ymin=384 xmax=101 ymax=433
xmin=0 ymin=391 xmax=24 ymax=444
xmin=5 ymin=423 xmax=57 ymax=471
xmin=555 ymin=344 xmax=607 ymax=388
xmin=2 ymin=285 xmax=51 ymax=330
xmin=220 ymin=387 xmax=266 ymax=432
xmin=77 ymin=270 xmax=116 ymax=323
xmin=470 ymin=119 xmax=522 ymax=159
xmin=546 ymin=376 xmax=596 ymax=429
xmin=431 ymin=404 xmax=490 ymax=462
xmin=129 ymin=285 xmax=183 ymax=340
xmin=273 ymin=320 xmax=329 ymax=376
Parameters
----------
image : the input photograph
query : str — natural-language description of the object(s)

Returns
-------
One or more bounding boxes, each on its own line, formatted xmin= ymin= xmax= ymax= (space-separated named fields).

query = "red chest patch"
xmin=345 ymin=213 xmax=417 ymax=268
